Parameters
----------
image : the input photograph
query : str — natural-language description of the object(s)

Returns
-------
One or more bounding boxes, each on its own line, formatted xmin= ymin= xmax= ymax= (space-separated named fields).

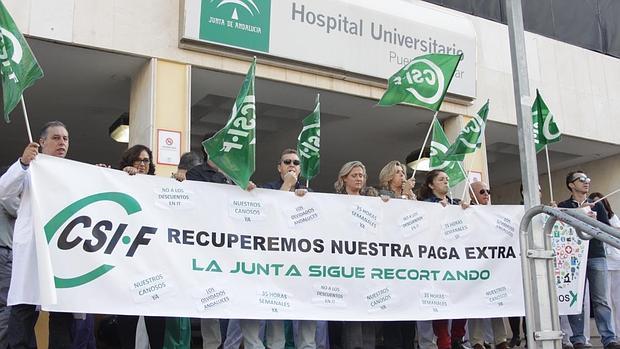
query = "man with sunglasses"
xmin=558 ymin=171 xmax=620 ymax=349
xmin=467 ymin=181 xmax=508 ymax=349
xmin=261 ymin=148 xmax=308 ymax=192
xmin=261 ymin=149 xmax=317 ymax=349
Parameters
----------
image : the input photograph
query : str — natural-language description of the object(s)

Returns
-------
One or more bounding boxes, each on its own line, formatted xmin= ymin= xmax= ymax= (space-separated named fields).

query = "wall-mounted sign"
xmin=182 ymin=0 xmax=477 ymax=99
xmin=157 ymin=129 xmax=181 ymax=166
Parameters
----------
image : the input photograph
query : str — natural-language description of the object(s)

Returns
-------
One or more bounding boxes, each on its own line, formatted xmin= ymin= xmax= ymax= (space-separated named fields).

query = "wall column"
xmin=129 ymin=59 xmax=191 ymax=176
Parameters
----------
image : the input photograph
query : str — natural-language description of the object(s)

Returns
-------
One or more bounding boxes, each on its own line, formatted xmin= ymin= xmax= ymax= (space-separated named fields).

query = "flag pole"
xmin=544 ymin=145 xmax=554 ymax=203
xmin=20 ymin=96 xmax=33 ymax=143
xmin=593 ymin=188 xmax=620 ymax=205
xmin=306 ymin=179 xmax=309 ymax=189
xmin=456 ymin=161 xmax=479 ymax=205
xmin=411 ymin=111 xmax=439 ymax=179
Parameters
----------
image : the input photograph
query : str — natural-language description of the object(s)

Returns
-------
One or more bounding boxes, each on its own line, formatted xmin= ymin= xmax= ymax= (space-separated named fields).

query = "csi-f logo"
xmin=533 ymin=111 xmax=560 ymax=143
xmin=393 ymin=58 xmax=445 ymax=105
xmin=457 ymin=113 xmax=486 ymax=149
xmin=44 ymin=192 xmax=157 ymax=288
xmin=430 ymin=141 xmax=450 ymax=170
xmin=220 ymin=95 xmax=256 ymax=152
xmin=298 ymin=123 xmax=320 ymax=159
xmin=0 ymin=26 xmax=23 ymax=83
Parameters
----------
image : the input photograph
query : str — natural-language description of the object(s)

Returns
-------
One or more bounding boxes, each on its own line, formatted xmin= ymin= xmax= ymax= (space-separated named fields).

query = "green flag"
xmin=297 ymin=94 xmax=320 ymax=181
xmin=429 ymin=118 xmax=465 ymax=188
xmin=532 ymin=89 xmax=560 ymax=153
xmin=378 ymin=53 xmax=462 ymax=111
xmin=442 ymin=100 xmax=490 ymax=161
xmin=0 ymin=1 xmax=44 ymax=122
xmin=203 ymin=58 xmax=256 ymax=189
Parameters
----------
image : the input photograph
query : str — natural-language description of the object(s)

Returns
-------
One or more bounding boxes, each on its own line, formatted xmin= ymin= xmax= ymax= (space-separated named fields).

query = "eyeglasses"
xmin=571 ymin=176 xmax=591 ymax=184
xmin=479 ymin=189 xmax=491 ymax=195
xmin=282 ymin=159 xmax=301 ymax=166
xmin=134 ymin=158 xmax=150 ymax=165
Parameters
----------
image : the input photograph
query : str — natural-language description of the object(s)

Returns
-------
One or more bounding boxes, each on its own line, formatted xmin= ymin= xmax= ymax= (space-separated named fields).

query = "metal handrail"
xmin=519 ymin=205 xmax=620 ymax=349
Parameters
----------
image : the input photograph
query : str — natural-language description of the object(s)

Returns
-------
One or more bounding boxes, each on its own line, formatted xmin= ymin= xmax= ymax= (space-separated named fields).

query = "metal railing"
xmin=519 ymin=205 xmax=620 ymax=349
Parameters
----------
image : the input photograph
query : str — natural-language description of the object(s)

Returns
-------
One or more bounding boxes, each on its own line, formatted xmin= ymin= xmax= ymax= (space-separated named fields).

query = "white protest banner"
xmin=25 ymin=155 xmax=586 ymax=320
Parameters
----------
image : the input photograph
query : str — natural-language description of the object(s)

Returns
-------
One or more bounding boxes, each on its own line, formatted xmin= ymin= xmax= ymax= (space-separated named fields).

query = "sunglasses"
xmin=571 ymin=176 xmax=591 ymax=184
xmin=134 ymin=158 xmax=150 ymax=165
xmin=282 ymin=159 xmax=301 ymax=166
xmin=479 ymin=189 xmax=491 ymax=195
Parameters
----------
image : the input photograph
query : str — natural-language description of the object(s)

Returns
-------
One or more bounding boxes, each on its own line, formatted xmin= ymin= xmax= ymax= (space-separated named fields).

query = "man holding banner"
xmin=0 ymin=121 xmax=74 ymax=347
xmin=558 ymin=172 xmax=620 ymax=349
xmin=261 ymin=148 xmax=317 ymax=349
xmin=262 ymin=149 xmax=308 ymax=193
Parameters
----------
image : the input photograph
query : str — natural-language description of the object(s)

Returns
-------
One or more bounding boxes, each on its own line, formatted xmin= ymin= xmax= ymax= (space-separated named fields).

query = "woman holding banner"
xmin=419 ymin=169 xmax=468 ymax=349
xmin=377 ymin=160 xmax=416 ymax=349
xmin=117 ymin=145 xmax=169 ymax=348
xmin=120 ymin=144 xmax=156 ymax=176
xmin=331 ymin=161 xmax=378 ymax=349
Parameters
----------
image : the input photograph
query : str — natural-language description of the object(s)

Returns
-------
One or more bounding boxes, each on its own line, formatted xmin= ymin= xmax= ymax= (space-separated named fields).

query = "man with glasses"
xmin=261 ymin=149 xmax=318 ymax=349
xmin=261 ymin=148 xmax=308 ymax=192
xmin=0 ymin=121 xmax=81 ymax=348
xmin=558 ymin=171 xmax=620 ymax=349
xmin=467 ymin=181 xmax=508 ymax=349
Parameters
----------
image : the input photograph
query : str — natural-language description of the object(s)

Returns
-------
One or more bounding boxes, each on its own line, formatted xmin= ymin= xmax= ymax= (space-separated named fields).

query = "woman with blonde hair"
xmin=330 ymin=161 xmax=377 ymax=349
xmin=378 ymin=160 xmax=415 ymax=200
xmin=377 ymin=160 xmax=416 ymax=349
xmin=334 ymin=161 xmax=377 ymax=196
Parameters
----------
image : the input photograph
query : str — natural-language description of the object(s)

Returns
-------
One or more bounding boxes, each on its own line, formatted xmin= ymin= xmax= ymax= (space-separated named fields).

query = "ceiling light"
xmin=109 ymin=113 xmax=129 ymax=143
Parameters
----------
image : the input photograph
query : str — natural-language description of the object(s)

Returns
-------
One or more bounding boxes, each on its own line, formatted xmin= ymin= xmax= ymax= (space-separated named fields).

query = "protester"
xmin=419 ymin=169 xmax=468 ymax=349
xmin=558 ymin=171 xmax=620 ymax=349
xmin=262 ymin=148 xmax=319 ymax=349
xmin=0 ymin=166 xmax=18 ymax=348
xmin=174 ymin=151 xmax=202 ymax=181
xmin=186 ymin=136 xmax=259 ymax=349
xmin=378 ymin=160 xmax=415 ymax=200
xmin=332 ymin=161 xmax=377 ymax=349
xmin=467 ymin=181 xmax=508 ymax=349
xmin=377 ymin=160 xmax=416 ymax=349
xmin=0 ymin=121 xmax=87 ymax=348
xmin=588 ymin=192 xmax=620 ymax=340
xmin=120 ymin=144 xmax=156 ymax=176
xmin=115 ymin=144 xmax=167 ymax=348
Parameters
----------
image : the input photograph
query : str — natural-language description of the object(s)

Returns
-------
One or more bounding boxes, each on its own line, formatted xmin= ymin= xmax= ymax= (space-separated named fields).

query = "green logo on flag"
xmin=297 ymin=95 xmax=320 ymax=181
xmin=429 ymin=119 xmax=465 ymax=188
xmin=378 ymin=53 xmax=461 ymax=111
xmin=532 ymin=89 xmax=561 ymax=153
xmin=199 ymin=0 xmax=271 ymax=53
xmin=442 ymin=100 xmax=490 ymax=161
xmin=0 ymin=1 xmax=44 ymax=122
xmin=203 ymin=58 xmax=256 ymax=189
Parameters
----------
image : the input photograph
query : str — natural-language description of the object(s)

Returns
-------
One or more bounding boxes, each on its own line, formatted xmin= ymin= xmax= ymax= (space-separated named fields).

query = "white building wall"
xmin=4 ymin=0 xmax=620 ymax=143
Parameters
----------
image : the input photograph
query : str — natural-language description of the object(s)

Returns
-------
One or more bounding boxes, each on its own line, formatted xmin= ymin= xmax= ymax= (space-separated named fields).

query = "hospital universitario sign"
xmin=181 ymin=0 xmax=478 ymax=99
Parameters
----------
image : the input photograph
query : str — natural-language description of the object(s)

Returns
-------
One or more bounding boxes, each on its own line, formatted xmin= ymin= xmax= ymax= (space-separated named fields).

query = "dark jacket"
xmin=424 ymin=194 xmax=461 ymax=205
xmin=261 ymin=177 xmax=307 ymax=191
xmin=558 ymin=196 xmax=609 ymax=259
xmin=186 ymin=163 xmax=230 ymax=184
